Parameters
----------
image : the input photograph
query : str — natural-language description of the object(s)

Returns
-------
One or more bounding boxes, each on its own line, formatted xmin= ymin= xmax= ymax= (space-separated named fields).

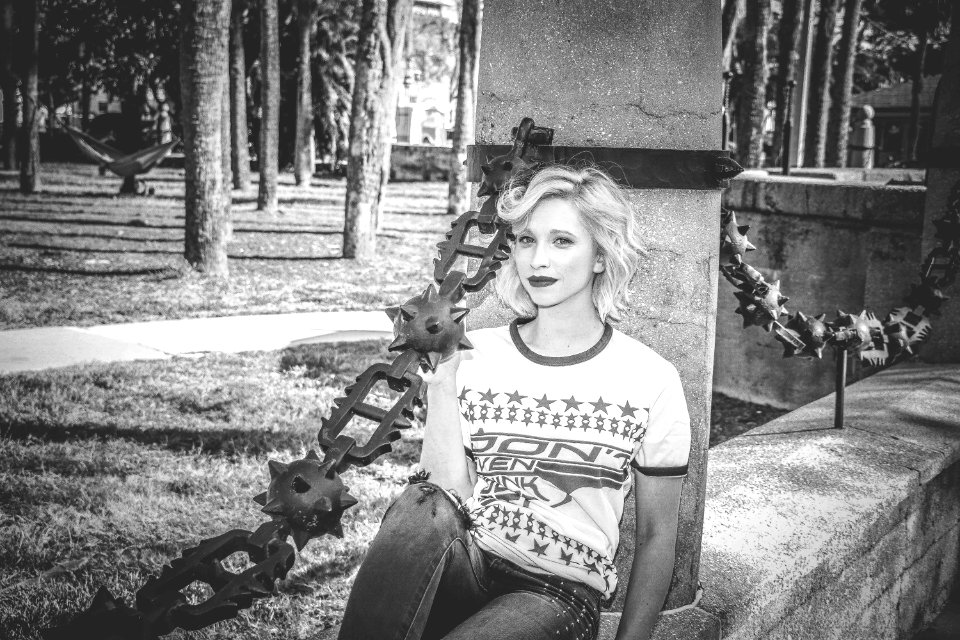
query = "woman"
xmin=339 ymin=165 xmax=691 ymax=640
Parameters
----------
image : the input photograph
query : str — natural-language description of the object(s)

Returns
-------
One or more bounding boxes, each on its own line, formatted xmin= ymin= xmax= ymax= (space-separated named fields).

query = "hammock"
xmin=63 ymin=125 xmax=178 ymax=178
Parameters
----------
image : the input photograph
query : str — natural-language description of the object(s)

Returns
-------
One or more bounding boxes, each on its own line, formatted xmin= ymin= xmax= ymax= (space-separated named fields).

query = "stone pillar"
xmin=470 ymin=0 xmax=721 ymax=631
xmin=920 ymin=10 xmax=960 ymax=363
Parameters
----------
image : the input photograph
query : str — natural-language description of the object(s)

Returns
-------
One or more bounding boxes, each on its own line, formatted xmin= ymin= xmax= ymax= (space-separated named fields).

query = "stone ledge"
xmin=697 ymin=362 xmax=960 ymax=639
xmin=724 ymin=174 xmax=925 ymax=225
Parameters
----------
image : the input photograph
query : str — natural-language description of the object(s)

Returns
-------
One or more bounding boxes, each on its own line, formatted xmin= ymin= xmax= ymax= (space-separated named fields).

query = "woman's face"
xmin=513 ymin=197 xmax=603 ymax=314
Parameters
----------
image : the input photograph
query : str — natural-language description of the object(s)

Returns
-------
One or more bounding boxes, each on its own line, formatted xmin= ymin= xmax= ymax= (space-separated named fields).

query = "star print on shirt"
xmin=618 ymin=400 xmax=638 ymax=418
xmin=458 ymin=388 xmax=471 ymax=402
xmin=535 ymin=394 xmax=555 ymax=410
xmin=590 ymin=396 xmax=611 ymax=414
xmin=562 ymin=395 xmax=581 ymax=412
xmin=530 ymin=540 xmax=549 ymax=557
xmin=480 ymin=388 xmax=498 ymax=404
xmin=560 ymin=549 xmax=574 ymax=565
xmin=505 ymin=390 xmax=525 ymax=405
xmin=505 ymin=532 xmax=520 ymax=543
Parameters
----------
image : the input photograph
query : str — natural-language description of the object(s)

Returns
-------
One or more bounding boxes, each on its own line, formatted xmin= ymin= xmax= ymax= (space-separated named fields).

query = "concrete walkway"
xmin=0 ymin=311 xmax=394 ymax=375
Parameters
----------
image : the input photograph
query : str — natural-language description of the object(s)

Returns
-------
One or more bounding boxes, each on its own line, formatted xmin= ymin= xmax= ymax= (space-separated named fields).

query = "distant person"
xmin=156 ymin=103 xmax=173 ymax=145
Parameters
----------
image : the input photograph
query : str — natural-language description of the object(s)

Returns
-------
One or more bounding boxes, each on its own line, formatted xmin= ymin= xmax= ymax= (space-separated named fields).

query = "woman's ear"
xmin=593 ymin=254 xmax=605 ymax=274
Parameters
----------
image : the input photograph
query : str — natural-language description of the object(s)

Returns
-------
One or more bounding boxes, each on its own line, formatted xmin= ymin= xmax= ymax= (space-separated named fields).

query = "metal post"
xmin=722 ymin=71 xmax=734 ymax=151
xmin=834 ymin=348 xmax=847 ymax=429
xmin=781 ymin=80 xmax=796 ymax=175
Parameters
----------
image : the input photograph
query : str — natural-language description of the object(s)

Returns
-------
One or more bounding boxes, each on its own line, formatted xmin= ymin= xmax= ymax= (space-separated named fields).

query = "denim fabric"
xmin=338 ymin=482 xmax=601 ymax=640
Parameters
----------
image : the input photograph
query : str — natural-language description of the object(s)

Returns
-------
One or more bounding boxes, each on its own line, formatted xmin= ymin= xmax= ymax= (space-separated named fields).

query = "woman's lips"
xmin=528 ymin=276 xmax=558 ymax=288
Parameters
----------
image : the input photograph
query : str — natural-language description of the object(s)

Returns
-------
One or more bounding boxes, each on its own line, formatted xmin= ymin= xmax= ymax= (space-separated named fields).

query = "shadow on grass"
xmin=0 ymin=418 xmax=314 ymax=457
xmin=0 ymin=263 xmax=180 ymax=277
xmin=5 ymin=230 xmax=184 ymax=243
xmin=6 ymin=243 xmax=342 ymax=261
xmin=0 ymin=214 xmax=183 ymax=229
xmin=233 ymin=227 xmax=343 ymax=236
xmin=8 ymin=243 xmax=182 ymax=256
xmin=277 ymin=196 xmax=344 ymax=208
xmin=0 ymin=417 xmax=423 ymax=467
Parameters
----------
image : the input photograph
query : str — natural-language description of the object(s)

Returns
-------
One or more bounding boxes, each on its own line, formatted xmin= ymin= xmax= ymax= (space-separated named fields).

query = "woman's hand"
xmin=418 ymin=351 xmax=462 ymax=387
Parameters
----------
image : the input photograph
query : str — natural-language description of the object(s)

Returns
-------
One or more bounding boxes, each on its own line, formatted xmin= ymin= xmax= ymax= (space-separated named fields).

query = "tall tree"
xmin=447 ymin=0 xmax=482 ymax=217
xmin=826 ymin=0 xmax=863 ymax=167
xmin=771 ymin=0 xmax=805 ymax=166
xmin=294 ymin=0 xmax=317 ymax=187
xmin=258 ymin=0 xmax=280 ymax=213
xmin=181 ymin=0 xmax=232 ymax=277
xmin=342 ymin=0 xmax=412 ymax=260
xmin=18 ymin=0 xmax=39 ymax=194
xmin=734 ymin=0 xmax=772 ymax=168
xmin=1 ymin=0 xmax=16 ymax=170
xmin=721 ymin=0 xmax=744 ymax=73
xmin=230 ymin=0 xmax=251 ymax=191
xmin=803 ymin=0 xmax=842 ymax=167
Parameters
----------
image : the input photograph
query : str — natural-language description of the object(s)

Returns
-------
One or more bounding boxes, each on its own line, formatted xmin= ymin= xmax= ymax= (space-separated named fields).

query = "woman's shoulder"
xmin=606 ymin=326 xmax=680 ymax=376
xmin=462 ymin=324 xmax=514 ymax=356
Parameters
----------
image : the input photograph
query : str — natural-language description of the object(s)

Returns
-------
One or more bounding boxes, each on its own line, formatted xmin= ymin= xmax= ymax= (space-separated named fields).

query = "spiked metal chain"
xmin=46 ymin=118 xmax=549 ymax=639
xmin=720 ymin=180 xmax=960 ymax=365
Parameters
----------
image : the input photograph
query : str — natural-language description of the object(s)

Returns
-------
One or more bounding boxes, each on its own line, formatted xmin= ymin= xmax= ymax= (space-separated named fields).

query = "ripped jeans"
xmin=338 ymin=481 xmax=602 ymax=640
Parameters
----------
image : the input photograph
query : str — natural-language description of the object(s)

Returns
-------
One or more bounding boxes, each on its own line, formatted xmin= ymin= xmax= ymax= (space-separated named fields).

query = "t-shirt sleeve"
xmin=632 ymin=365 xmax=691 ymax=477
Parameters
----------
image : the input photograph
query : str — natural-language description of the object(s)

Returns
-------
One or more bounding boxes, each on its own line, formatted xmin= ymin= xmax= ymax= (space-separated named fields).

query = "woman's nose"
xmin=530 ymin=241 xmax=550 ymax=268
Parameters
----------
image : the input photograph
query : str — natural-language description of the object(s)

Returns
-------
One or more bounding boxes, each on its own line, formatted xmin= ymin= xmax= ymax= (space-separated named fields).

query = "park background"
xmin=1 ymin=0 xmax=959 ymax=639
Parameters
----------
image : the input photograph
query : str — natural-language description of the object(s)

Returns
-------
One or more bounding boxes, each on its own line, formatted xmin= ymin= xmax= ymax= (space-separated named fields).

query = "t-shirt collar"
xmin=509 ymin=318 xmax=613 ymax=366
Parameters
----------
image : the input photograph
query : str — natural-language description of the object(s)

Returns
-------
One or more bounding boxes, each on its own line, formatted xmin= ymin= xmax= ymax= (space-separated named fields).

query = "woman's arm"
xmin=614 ymin=471 xmax=683 ymax=640
xmin=418 ymin=352 xmax=477 ymax=497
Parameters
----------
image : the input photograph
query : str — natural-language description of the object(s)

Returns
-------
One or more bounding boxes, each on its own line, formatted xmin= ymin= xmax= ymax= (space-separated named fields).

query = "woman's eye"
xmin=554 ymin=237 xmax=573 ymax=246
xmin=517 ymin=235 xmax=534 ymax=245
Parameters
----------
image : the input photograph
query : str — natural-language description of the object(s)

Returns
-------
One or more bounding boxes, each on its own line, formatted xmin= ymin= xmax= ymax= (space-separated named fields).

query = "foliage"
xmin=38 ymin=0 xmax=181 ymax=109
xmin=854 ymin=0 xmax=952 ymax=92
xmin=407 ymin=3 xmax=458 ymax=89
xmin=312 ymin=0 xmax=361 ymax=164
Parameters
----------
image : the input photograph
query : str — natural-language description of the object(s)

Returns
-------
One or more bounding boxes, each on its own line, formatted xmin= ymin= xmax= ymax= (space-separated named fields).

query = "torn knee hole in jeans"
xmin=407 ymin=469 xmax=431 ymax=485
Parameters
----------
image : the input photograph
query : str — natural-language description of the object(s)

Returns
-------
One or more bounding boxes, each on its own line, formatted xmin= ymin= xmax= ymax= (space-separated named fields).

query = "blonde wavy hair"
xmin=494 ymin=164 xmax=647 ymax=323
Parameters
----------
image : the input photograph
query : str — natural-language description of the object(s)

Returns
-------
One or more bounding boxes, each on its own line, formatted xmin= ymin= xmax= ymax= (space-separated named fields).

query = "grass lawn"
xmin=0 ymin=164 xmax=448 ymax=329
xmin=0 ymin=339 xmax=787 ymax=639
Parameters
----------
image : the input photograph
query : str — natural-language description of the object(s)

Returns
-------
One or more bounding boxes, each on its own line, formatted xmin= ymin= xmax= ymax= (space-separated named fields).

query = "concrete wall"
xmin=471 ymin=0 xmax=722 ymax=608
xmin=603 ymin=362 xmax=960 ymax=640
xmin=389 ymin=144 xmax=452 ymax=182
xmin=714 ymin=174 xmax=927 ymax=409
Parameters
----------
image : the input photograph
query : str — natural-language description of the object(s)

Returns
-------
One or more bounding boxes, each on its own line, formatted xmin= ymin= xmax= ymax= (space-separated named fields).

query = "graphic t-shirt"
xmin=456 ymin=320 xmax=691 ymax=599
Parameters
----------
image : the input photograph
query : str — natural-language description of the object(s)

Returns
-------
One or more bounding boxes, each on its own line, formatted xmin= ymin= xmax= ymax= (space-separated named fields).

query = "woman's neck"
xmin=520 ymin=301 xmax=605 ymax=357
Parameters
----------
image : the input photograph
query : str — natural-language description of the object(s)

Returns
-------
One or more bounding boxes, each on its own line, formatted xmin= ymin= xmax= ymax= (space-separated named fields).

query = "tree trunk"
xmin=258 ymin=0 xmax=280 ymax=213
xmin=17 ymin=0 xmax=38 ymax=194
xmin=294 ymin=0 xmax=316 ymax=187
xmin=826 ymin=0 xmax=862 ymax=167
xmin=222 ymin=54 xmax=233 ymax=242
xmin=181 ymin=0 xmax=232 ymax=277
xmin=771 ymin=0 xmax=804 ymax=167
xmin=230 ymin=2 xmax=251 ymax=191
xmin=374 ymin=0 xmax=411 ymax=233
xmin=447 ymin=0 xmax=482 ymax=217
xmin=734 ymin=0 xmax=772 ymax=168
xmin=1 ymin=0 xmax=18 ymax=170
xmin=721 ymin=0 xmax=744 ymax=73
xmin=908 ymin=29 xmax=929 ymax=164
xmin=343 ymin=0 xmax=412 ymax=260
xmin=803 ymin=0 xmax=842 ymax=167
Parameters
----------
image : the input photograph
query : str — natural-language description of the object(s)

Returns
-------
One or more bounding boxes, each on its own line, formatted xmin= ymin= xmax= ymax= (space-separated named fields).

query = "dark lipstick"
xmin=527 ymin=276 xmax=558 ymax=288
